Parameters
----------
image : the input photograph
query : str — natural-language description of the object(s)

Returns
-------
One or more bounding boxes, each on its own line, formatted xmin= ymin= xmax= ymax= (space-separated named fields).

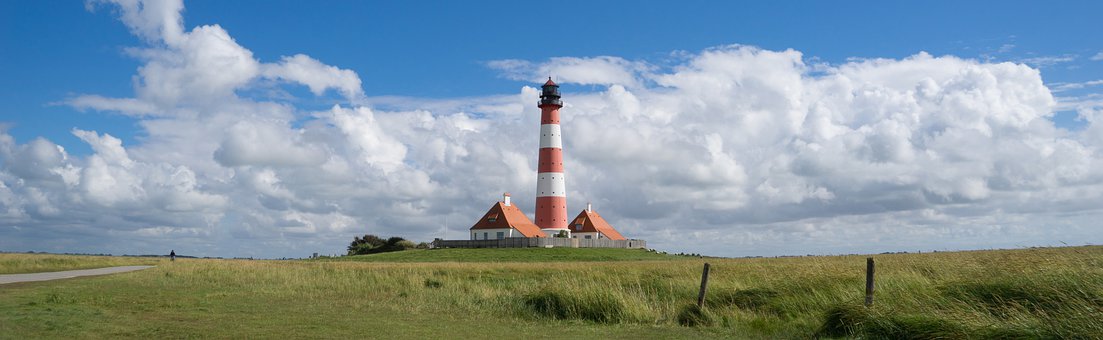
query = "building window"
xmin=483 ymin=232 xmax=488 ymax=240
xmin=575 ymin=224 xmax=582 ymax=230
xmin=496 ymin=232 xmax=504 ymax=239
xmin=584 ymin=235 xmax=592 ymax=239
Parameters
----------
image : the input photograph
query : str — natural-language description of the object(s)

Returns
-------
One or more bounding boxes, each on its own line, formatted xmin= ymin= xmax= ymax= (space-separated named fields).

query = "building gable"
xmin=569 ymin=209 xmax=626 ymax=240
xmin=471 ymin=202 xmax=546 ymax=238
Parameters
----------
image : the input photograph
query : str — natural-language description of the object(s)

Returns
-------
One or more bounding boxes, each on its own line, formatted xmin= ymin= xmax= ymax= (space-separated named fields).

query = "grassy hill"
xmin=326 ymin=247 xmax=693 ymax=262
xmin=1 ymin=246 xmax=1100 ymax=338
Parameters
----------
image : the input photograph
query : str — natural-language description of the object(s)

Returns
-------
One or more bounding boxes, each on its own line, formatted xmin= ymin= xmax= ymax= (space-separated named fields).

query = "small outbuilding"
xmin=569 ymin=203 xmax=626 ymax=240
xmin=470 ymin=193 xmax=547 ymax=240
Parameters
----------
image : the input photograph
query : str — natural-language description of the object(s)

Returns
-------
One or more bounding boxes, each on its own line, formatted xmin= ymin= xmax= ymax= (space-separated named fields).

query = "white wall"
xmin=470 ymin=228 xmax=519 ymax=240
xmin=571 ymin=232 xmax=601 ymax=239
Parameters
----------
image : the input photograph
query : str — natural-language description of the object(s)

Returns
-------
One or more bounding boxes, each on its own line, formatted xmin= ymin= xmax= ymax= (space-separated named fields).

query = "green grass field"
xmin=1 ymin=247 xmax=1101 ymax=339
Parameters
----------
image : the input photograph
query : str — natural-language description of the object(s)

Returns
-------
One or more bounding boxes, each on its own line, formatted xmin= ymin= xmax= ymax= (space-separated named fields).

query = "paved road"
xmin=0 ymin=266 xmax=155 ymax=284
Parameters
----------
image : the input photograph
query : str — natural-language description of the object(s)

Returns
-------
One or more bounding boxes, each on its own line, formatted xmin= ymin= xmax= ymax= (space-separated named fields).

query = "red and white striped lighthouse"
xmin=535 ymin=78 xmax=569 ymax=236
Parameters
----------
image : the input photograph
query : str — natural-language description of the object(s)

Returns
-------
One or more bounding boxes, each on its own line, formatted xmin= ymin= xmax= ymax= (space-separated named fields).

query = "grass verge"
xmin=1 ymin=246 xmax=1100 ymax=338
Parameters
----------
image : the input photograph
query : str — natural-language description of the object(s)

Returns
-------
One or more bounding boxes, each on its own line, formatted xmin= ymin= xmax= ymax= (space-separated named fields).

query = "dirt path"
xmin=0 ymin=266 xmax=154 ymax=284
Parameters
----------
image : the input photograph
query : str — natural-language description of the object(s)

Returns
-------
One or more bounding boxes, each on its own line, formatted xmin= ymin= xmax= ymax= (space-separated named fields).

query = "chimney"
xmin=587 ymin=202 xmax=592 ymax=213
xmin=503 ymin=192 xmax=511 ymax=206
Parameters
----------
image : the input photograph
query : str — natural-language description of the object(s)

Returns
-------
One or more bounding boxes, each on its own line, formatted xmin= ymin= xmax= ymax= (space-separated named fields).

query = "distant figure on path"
xmin=170 ymin=250 xmax=176 ymax=261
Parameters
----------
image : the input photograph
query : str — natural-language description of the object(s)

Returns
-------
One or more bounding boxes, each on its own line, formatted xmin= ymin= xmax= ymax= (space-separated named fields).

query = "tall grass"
xmin=0 ymin=253 xmax=164 ymax=274
xmin=1 ymin=246 xmax=1100 ymax=338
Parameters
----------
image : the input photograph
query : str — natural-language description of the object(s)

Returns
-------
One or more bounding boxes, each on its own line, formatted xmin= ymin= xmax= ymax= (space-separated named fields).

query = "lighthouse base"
xmin=431 ymin=237 xmax=647 ymax=249
xmin=541 ymin=228 xmax=571 ymax=238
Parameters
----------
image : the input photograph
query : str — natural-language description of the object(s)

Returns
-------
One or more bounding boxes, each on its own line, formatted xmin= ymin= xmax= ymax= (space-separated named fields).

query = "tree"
xmin=348 ymin=234 xmax=386 ymax=255
xmin=394 ymin=240 xmax=417 ymax=250
xmin=385 ymin=236 xmax=406 ymax=247
xmin=347 ymin=234 xmax=419 ymax=255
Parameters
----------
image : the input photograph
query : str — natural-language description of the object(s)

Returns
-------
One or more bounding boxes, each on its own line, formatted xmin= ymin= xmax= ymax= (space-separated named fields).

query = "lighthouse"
xmin=454 ymin=78 xmax=638 ymax=247
xmin=535 ymin=78 xmax=569 ymax=237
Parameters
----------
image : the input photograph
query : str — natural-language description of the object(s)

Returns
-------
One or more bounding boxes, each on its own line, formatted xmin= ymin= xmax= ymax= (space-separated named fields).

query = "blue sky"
xmin=3 ymin=1 xmax=1099 ymax=152
xmin=0 ymin=0 xmax=1101 ymax=258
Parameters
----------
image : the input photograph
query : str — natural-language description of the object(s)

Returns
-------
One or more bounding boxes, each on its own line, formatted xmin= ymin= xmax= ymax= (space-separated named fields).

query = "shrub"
xmin=676 ymin=304 xmax=714 ymax=327
xmin=819 ymin=304 xmax=967 ymax=339
xmin=819 ymin=304 xmax=868 ymax=337
xmin=863 ymin=314 xmax=966 ymax=339
xmin=940 ymin=279 xmax=1099 ymax=314
xmin=423 ymin=278 xmax=443 ymax=289
xmin=523 ymin=290 xmax=628 ymax=323
xmin=709 ymin=288 xmax=780 ymax=313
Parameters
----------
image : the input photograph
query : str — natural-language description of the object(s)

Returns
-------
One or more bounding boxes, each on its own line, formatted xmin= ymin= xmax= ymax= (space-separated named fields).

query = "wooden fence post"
xmin=865 ymin=257 xmax=875 ymax=307
xmin=697 ymin=262 xmax=711 ymax=308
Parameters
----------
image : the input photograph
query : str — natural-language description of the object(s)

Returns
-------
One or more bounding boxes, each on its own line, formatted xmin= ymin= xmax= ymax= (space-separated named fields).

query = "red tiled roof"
xmin=543 ymin=77 xmax=557 ymax=86
xmin=569 ymin=209 xmax=626 ymax=240
xmin=470 ymin=202 xmax=547 ymax=237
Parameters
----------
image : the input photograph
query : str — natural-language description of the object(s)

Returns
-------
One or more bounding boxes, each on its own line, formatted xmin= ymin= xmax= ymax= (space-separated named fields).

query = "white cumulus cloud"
xmin=2 ymin=0 xmax=1102 ymax=258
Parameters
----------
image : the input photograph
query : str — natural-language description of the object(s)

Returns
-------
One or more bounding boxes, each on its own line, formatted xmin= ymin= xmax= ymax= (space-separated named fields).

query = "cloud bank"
xmin=2 ymin=0 xmax=1101 ymax=257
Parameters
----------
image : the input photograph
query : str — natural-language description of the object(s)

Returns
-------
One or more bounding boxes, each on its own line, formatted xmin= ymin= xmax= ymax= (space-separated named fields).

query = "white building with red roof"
xmin=469 ymin=193 xmax=547 ymax=240
xmin=568 ymin=203 xmax=626 ymax=240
